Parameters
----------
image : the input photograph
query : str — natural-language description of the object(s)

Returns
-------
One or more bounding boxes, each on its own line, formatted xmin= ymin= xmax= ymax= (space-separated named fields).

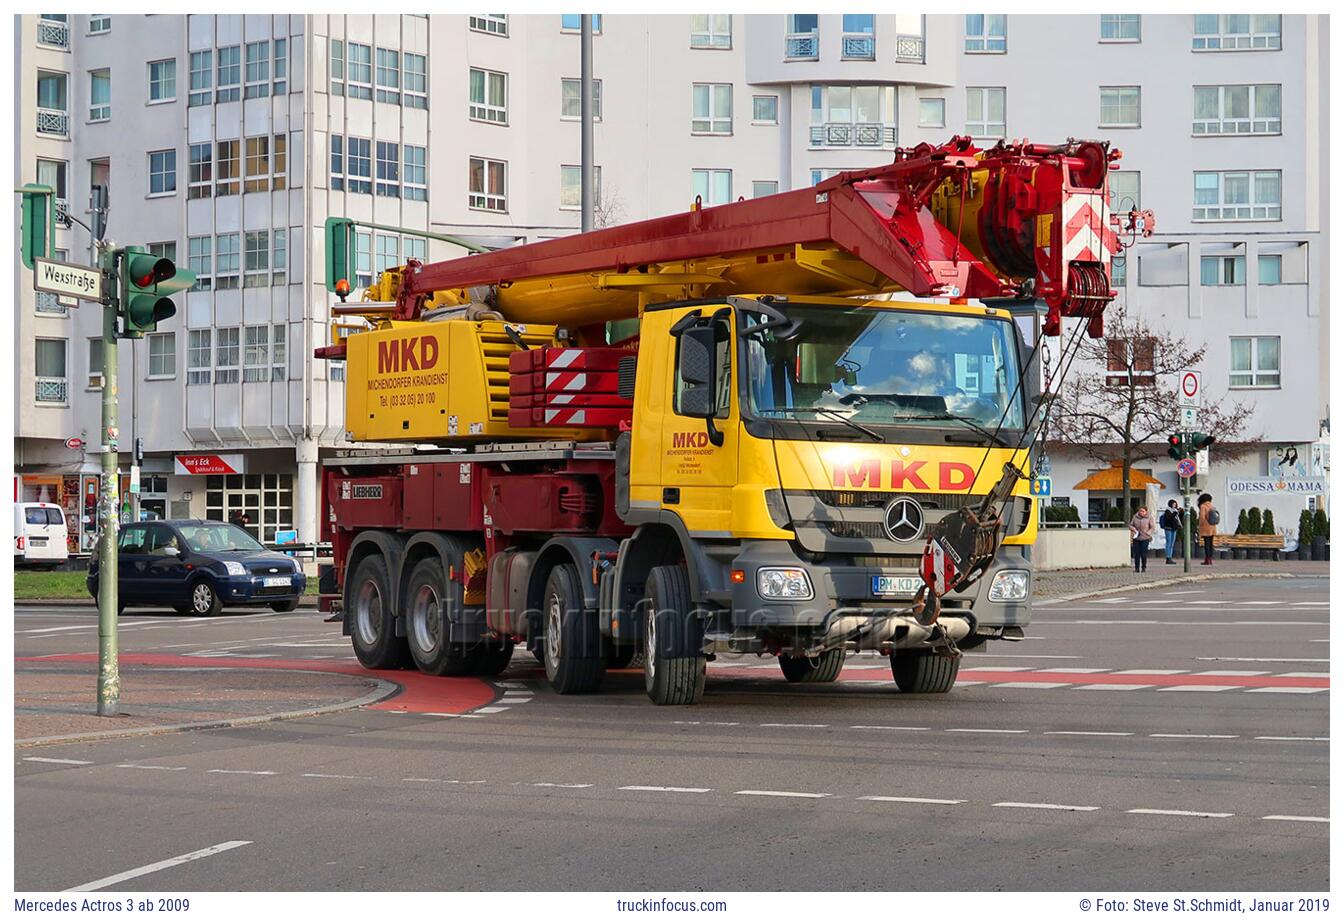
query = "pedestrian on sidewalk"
xmin=1197 ymin=493 xmax=1219 ymax=565
xmin=1159 ymin=499 xmax=1183 ymax=564
xmin=1130 ymin=506 xmax=1157 ymax=573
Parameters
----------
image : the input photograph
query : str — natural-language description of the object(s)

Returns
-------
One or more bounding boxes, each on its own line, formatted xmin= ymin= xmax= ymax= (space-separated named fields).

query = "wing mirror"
xmin=673 ymin=323 xmax=725 ymax=447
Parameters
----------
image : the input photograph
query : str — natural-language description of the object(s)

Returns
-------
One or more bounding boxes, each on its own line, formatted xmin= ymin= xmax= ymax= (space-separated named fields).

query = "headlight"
xmin=222 ymin=560 xmax=248 ymax=577
xmin=757 ymin=567 xmax=814 ymax=600
xmin=987 ymin=569 xmax=1030 ymax=602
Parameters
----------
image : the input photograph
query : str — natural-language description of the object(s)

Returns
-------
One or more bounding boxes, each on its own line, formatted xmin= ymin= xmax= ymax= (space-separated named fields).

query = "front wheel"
xmin=643 ymin=565 xmax=705 ymax=706
xmin=779 ymin=649 xmax=846 ymax=683
xmin=188 ymin=579 xmax=223 ymax=617
xmin=890 ymin=649 xmax=960 ymax=694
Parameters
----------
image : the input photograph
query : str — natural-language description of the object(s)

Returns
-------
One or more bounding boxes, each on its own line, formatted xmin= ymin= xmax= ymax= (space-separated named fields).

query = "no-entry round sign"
xmin=64 ymin=437 xmax=83 ymax=450
xmin=1179 ymin=370 xmax=1202 ymax=407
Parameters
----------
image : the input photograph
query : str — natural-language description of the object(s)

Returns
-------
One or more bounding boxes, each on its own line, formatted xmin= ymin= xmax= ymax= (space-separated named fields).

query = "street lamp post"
xmin=580 ymin=14 xmax=595 ymax=233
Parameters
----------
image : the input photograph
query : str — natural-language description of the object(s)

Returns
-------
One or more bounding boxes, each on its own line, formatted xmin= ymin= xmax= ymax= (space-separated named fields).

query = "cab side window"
xmin=673 ymin=317 xmax=732 ymax=420
xmin=146 ymin=525 xmax=180 ymax=555
xmin=119 ymin=526 xmax=148 ymax=554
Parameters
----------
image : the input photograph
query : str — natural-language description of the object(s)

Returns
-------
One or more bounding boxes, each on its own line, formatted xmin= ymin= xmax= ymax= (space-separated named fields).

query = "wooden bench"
xmin=1211 ymin=534 xmax=1285 ymax=560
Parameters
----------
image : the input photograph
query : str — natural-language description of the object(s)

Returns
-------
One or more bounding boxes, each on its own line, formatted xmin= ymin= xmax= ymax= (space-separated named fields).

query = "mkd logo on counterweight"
xmin=377 ymin=336 xmax=440 ymax=374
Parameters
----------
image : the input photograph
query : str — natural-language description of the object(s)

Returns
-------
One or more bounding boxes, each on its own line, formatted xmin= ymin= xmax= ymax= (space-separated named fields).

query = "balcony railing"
xmin=895 ymin=33 xmax=925 ymax=63
xmin=810 ymin=122 xmax=897 ymax=148
xmin=37 ymin=18 xmax=69 ymax=49
xmin=36 ymin=378 xmax=68 ymax=403
xmin=785 ymin=31 xmax=819 ymax=60
xmin=35 ymin=292 xmax=67 ymax=315
xmin=841 ymin=33 xmax=875 ymax=60
xmin=37 ymin=108 xmax=69 ymax=137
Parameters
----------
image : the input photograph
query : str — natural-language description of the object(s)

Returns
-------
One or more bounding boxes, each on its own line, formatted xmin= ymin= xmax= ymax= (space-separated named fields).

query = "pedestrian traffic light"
xmin=1167 ymin=433 xmax=1186 ymax=460
xmin=118 ymin=246 xmax=195 ymax=337
xmin=19 ymin=183 xmax=56 ymax=270
xmin=325 ymin=217 xmax=356 ymax=294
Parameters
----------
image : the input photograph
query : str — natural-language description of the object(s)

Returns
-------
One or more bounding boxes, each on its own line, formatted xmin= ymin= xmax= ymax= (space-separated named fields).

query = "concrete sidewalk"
xmin=15 ymin=658 xmax=391 ymax=747
xmin=1035 ymin=558 xmax=1328 ymax=601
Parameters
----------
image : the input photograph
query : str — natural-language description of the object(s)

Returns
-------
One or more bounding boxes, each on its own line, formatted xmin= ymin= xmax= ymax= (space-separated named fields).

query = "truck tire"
xmin=542 ymin=564 xmax=605 ymax=693
xmin=404 ymin=557 xmax=478 ymax=676
xmin=642 ymin=565 xmax=705 ymax=706
xmin=349 ymin=554 xmax=411 ymax=670
xmin=473 ymin=640 xmax=515 ymax=677
xmin=779 ymin=649 xmax=846 ymax=683
xmin=890 ymin=649 xmax=960 ymax=694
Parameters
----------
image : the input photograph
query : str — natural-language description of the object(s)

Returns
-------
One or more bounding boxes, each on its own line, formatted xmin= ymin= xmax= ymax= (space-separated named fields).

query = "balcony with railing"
xmin=841 ymin=33 xmax=875 ymax=60
xmin=785 ymin=30 xmax=819 ymax=60
xmin=35 ymin=378 xmax=68 ymax=403
xmin=809 ymin=122 xmax=897 ymax=148
xmin=37 ymin=17 xmax=70 ymax=50
xmin=895 ymin=32 xmax=925 ymax=62
xmin=37 ymin=108 xmax=69 ymax=137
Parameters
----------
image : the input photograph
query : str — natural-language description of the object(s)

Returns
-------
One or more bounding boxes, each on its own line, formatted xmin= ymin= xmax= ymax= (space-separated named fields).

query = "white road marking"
xmin=1156 ymin=685 xmax=1240 ymax=692
xmin=206 ymin=769 xmax=276 ymax=775
xmin=1196 ymin=657 xmax=1329 ymax=663
xmin=945 ymin=728 xmax=1029 ymax=734
xmin=1278 ymin=671 xmax=1330 ymax=678
xmin=65 ymin=840 xmax=253 ymax=892
xmin=302 ymin=773 xmax=373 ymax=780
xmin=1128 ymin=808 xmax=1233 ymax=818
xmin=1163 ymin=590 xmax=1205 ymax=596
xmin=1150 ymin=733 xmax=1239 ymax=739
xmin=1292 ymin=602 xmax=1330 ymax=606
xmin=760 ymin=722 xmax=829 ymax=728
xmin=961 ymin=666 xmax=1034 ymax=673
xmin=851 ymin=725 xmax=929 ymax=731
xmin=1254 ymin=736 xmax=1329 ymax=742
xmin=1262 ymin=815 xmax=1328 ymax=823
xmin=1116 ymin=669 xmax=1188 ymax=675
xmin=966 ymin=654 xmax=1082 ymax=660
xmin=1045 ymin=731 xmax=1134 ymax=737
xmin=495 ymin=681 xmax=530 ymax=688
xmin=474 ymin=707 xmax=510 ymax=713
xmin=735 ymin=789 xmax=831 ymax=799
xmin=500 ymin=692 xmax=534 ymax=699
xmin=991 ymin=681 xmax=1071 ymax=689
xmin=992 ymin=801 xmax=1099 ymax=812
xmin=117 ymin=764 xmax=187 ymax=771
xmin=1310 ymin=639 xmax=1330 ymax=643
xmin=531 ymin=782 xmax=594 ymax=789
xmin=619 ymin=785 xmax=712 ymax=793
xmin=1237 ymin=601 xmax=1278 ymax=606
xmin=24 ymin=756 xmax=93 ymax=765
xmin=1038 ymin=667 xmax=1109 ymax=673
xmin=672 ymin=720 xmax=740 ymax=726
xmin=403 ymin=777 xmax=487 ymax=784
xmin=1076 ymin=684 xmax=1152 ymax=691
xmin=1193 ymin=670 xmax=1271 ymax=676
xmin=859 ymin=795 xmax=965 ymax=805
xmin=1246 ymin=687 xmax=1327 ymax=694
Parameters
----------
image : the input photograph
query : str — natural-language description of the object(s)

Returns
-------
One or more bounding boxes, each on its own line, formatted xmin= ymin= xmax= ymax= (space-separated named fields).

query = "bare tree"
xmin=593 ymin=182 xmax=625 ymax=229
xmin=1046 ymin=307 xmax=1259 ymax=516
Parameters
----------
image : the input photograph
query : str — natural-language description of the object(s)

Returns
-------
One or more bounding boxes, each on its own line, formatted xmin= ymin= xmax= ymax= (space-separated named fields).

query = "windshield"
xmin=742 ymin=304 xmax=1025 ymax=432
xmin=179 ymin=522 xmax=266 ymax=554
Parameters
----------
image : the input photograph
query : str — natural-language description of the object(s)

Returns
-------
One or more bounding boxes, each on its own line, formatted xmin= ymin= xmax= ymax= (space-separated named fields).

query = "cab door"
xmin=660 ymin=309 xmax=740 ymax=536
xmin=116 ymin=524 xmax=150 ymax=602
xmin=142 ymin=524 xmax=189 ymax=603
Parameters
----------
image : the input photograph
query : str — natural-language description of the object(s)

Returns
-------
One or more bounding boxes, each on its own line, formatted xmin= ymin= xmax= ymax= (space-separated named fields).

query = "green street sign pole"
xmin=96 ymin=247 xmax=121 ymax=716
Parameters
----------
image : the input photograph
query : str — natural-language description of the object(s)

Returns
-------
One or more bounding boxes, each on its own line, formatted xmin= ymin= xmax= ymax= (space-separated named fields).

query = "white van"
xmin=14 ymin=502 xmax=70 ymax=568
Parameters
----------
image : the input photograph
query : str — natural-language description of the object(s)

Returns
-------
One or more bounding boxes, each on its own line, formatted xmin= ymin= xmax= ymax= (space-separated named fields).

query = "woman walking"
xmin=1130 ymin=506 xmax=1157 ymax=573
xmin=1197 ymin=493 xmax=1218 ymax=565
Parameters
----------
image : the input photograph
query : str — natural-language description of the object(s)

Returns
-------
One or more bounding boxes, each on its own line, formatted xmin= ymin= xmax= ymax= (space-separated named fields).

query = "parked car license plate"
xmin=871 ymin=575 xmax=922 ymax=597
xmin=263 ymin=576 xmax=291 ymax=587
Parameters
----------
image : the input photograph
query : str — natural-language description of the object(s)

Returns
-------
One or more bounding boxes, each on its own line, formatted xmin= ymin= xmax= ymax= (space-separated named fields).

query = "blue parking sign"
xmin=1030 ymin=477 xmax=1052 ymax=497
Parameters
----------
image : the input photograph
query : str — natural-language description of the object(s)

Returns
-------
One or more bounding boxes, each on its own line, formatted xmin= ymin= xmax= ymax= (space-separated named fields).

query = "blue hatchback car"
xmin=87 ymin=520 xmax=307 ymax=616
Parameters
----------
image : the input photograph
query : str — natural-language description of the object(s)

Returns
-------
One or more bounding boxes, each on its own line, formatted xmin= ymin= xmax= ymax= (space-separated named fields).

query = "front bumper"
xmin=727 ymin=539 xmax=1031 ymax=631
xmin=216 ymin=572 xmax=307 ymax=604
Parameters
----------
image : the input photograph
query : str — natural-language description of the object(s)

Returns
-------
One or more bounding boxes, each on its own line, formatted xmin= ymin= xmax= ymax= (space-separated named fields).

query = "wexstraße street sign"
xmin=33 ymin=257 xmax=103 ymax=303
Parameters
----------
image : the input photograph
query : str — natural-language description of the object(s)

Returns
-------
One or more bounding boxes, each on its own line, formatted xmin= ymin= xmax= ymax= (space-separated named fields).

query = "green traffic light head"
xmin=117 ymin=246 xmax=191 ymax=336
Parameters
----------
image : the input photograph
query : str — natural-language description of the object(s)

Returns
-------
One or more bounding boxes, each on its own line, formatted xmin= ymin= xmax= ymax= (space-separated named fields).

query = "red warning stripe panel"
xmin=507 ymin=347 xmax=631 ymax=373
xmin=509 ymin=392 xmax=634 ymax=409
xmin=508 ymin=406 xmax=633 ymax=428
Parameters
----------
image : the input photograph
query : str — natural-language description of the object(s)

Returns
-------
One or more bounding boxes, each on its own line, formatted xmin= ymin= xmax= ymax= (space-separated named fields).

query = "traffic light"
xmin=19 ymin=183 xmax=55 ymax=270
xmin=1188 ymin=432 xmax=1215 ymax=453
xmin=118 ymin=245 xmax=195 ymax=337
xmin=325 ymin=217 xmax=356 ymax=294
xmin=1167 ymin=433 xmax=1186 ymax=460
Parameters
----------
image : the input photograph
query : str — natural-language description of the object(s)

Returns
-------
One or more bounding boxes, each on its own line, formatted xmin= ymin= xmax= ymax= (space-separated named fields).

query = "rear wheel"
xmin=404 ymin=557 xmax=478 ymax=676
xmin=643 ymin=565 xmax=705 ymax=706
xmin=890 ymin=649 xmax=960 ymax=694
xmin=349 ymin=555 xmax=411 ymax=670
xmin=779 ymin=649 xmax=846 ymax=683
xmin=542 ymin=564 xmax=605 ymax=693
xmin=188 ymin=579 xmax=223 ymax=617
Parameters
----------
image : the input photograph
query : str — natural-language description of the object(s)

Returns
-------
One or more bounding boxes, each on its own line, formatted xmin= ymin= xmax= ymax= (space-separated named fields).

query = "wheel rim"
xmin=643 ymin=601 xmax=657 ymax=692
xmin=354 ymin=578 xmax=382 ymax=646
xmin=545 ymin=593 xmax=562 ymax=671
xmin=192 ymin=583 xmax=213 ymax=613
xmin=409 ymin=583 xmax=441 ymax=655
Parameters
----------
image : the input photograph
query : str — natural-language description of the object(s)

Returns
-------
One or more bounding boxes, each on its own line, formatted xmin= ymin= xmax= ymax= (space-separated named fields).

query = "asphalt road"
xmin=14 ymin=575 xmax=1329 ymax=892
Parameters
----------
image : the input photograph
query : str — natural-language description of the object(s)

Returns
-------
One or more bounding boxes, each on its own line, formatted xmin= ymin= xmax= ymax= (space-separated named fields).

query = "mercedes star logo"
xmin=882 ymin=496 xmax=925 ymax=543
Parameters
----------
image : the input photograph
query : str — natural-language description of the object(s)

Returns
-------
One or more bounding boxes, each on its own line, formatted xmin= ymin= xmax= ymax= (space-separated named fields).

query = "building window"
xmin=355 ymin=231 xmax=372 ymax=288
xmin=215 ymin=233 xmax=241 ymax=289
xmin=469 ymin=14 xmax=508 ymax=35
xmin=215 ymin=139 xmax=240 ymax=195
xmin=347 ymin=43 xmax=373 ymax=100
xmin=752 ymin=180 xmax=778 ymax=198
xmin=243 ymin=231 xmax=269 ymax=287
xmin=469 ymin=67 xmax=507 ymax=124
xmin=918 ymin=97 xmax=946 ymax=127
xmin=405 ymin=237 xmax=427 ymax=264
xmin=561 ymin=14 xmax=602 ymax=32
xmin=692 ymin=83 xmax=733 ymax=134
xmin=1100 ymin=14 xmax=1140 ymax=42
xmin=1099 ymin=86 xmax=1140 ymax=127
xmin=217 ymin=45 xmax=241 ymax=102
xmin=1109 ymin=170 xmax=1141 ymax=211
xmin=751 ymin=95 xmax=778 ymax=125
xmin=36 ymin=158 xmax=67 ymax=206
xmin=1193 ymin=14 xmax=1281 ymax=51
xmin=187 ymin=329 xmax=212 ymax=385
xmin=330 ymin=135 xmax=344 ymax=190
xmin=38 ymin=14 xmax=69 ymax=50
xmin=189 ymin=50 xmax=212 ymax=106
xmin=560 ymin=164 xmax=602 ymax=210
xmin=1258 ymin=253 xmax=1282 ymax=285
xmin=204 ymin=472 xmax=293 ymax=542
xmin=785 ymin=13 xmax=818 ymax=60
xmin=89 ymin=14 xmax=111 ymax=34
xmin=148 ymin=59 xmax=176 ymax=103
xmin=966 ymin=86 xmax=1006 ymax=139
xmin=273 ymin=38 xmax=287 ymax=94
xmin=35 ymin=338 xmax=69 ymax=404
xmin=561 ymin=78 xmax=602 ymax=120
xmin=690 ymin=14 xmax=731 ymax=49
xmin=841 ymin=14 xmax=875 ymax=60
xmin=810 ymin=85 xmax=896 ymax=147
xmin=215 ymin=327 xmax=240 ymax=384
xmin=1192 ymin=170 xmax=1281 ymax=221
xmin=403 ymin=145 xmax=428 ymax=201
xmin=244 ymin=41 xmax=270 ymax=98
xmin=36 ymin=70 xmax=69 ymax=138
xmin=188 ymin=236 xmax=212 ymax=291
xmin=272 ymin=229 xmax=288 ymax=285
xmin=692 ymin=169 xmax=732 ymax=206
xmin=469 ymin=157 xmax=507 ymax=211
xmin=376 ymin=142 xmax=400 ymax=197
xmin=376 ymin=48 xmax=400 ymax=104
xmin=147 ymin=332 xmax=175 ymax=378
xmin=87 ymin=337 xmax=104 ymax=389
xmin=244 ymin=136 xmax=270 ymax=192
xmin=375 ymin=235 xmax=400 ymax=278
xmin=330 ymin=40 xmax=345 ymax=96
xmin=271 ymin=324 xmax=286 ymax=380
xmin=186 ymin=142 xmax=212 ymax=197
xmin=89 ymin=69 xmax=111 ymax=121
xmin=1104 ymin=337 xmax=1155 ymax=387
xmin=148 ymin=241 xmax=176 ymax=262
xmin=403 ymin=53 xmax=428 ymax=108
xmin=1229 ymin=336 xmax=1280 ymax=388
xmin=965 ymin=14 xmax=1006 ymax=52
xmin=273 ymin=134 xmax=287 ymax=190
xmin=148 ymin=149 xmax=176 ymax=196
xmin=1200 ymin=254 xmax=1245 ymax=285
xmin=243 ymin=324 xmax=270 ymax=381
xmin=1193 ymin=84 xmax=1281 ymax=135
xmin=348 ymin=137 xmax=372 ymax=194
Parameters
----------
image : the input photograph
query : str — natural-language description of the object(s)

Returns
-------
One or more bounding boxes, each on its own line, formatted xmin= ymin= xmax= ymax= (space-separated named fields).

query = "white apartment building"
xmin=14 ymin=13 xmax=1328 ymax=552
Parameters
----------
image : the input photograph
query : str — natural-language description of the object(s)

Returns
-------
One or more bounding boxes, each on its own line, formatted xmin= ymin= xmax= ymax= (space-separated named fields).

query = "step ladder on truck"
xmin=315 ymin=136 xmax=1154 ymax=705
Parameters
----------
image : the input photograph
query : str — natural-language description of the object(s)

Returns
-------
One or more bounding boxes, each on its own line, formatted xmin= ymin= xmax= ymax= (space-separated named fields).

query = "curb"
xmin=14 ymin=672 xmax=399 ymax=748
xmin=1037 ymin=571 xmax=1301 ymax=605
